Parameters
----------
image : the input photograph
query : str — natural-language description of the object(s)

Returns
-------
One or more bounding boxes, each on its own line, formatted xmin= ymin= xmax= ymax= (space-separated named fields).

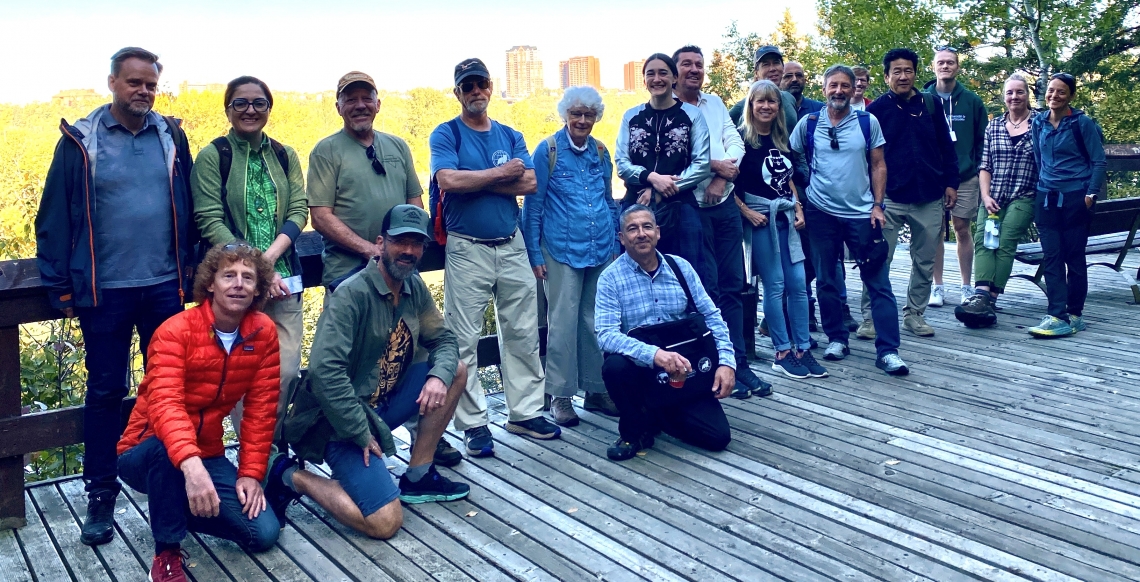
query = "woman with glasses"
xmin=521 ymin=86 xmax=621 ymax=427
xmin=734 ymin=80 xmax=827 ymax=380
xmin=191 ymin=76 xmax=308 ymax=442
xmin=956 ymin=74 xmax=1038 ymax=328
xmin=1025 ymin=72 xmax=1107 ymax=338
xmin=615 ymin=53 xmax=711 ymax=274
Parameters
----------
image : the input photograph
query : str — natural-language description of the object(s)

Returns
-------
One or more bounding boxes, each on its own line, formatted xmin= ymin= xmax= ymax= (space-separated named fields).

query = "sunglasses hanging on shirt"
xmin=366 ymin=145 xmax=387 ymax=176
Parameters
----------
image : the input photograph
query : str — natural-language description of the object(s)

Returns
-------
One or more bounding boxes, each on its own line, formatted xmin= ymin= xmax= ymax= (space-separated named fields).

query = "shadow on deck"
xmin=6 ymin=248 xmax=1140 ymax=582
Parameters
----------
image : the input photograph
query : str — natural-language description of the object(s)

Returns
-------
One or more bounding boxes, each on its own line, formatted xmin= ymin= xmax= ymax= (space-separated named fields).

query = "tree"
xmin=705 ymin=50 xmax=741 ymax=104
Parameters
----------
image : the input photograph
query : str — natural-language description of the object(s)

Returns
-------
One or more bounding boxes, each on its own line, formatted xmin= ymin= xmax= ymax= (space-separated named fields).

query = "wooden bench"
xmin=1012 ymin=196 xmax=1140 ymax=303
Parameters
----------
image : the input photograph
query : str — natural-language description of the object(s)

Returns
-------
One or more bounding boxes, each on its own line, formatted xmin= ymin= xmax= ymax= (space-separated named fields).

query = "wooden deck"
xmin=4 ymin=246 xmax=1140 ymax=582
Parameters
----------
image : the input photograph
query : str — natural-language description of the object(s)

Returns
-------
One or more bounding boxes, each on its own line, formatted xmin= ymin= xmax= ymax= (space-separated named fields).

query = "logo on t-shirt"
xmin=491 ymin=150 xmax=510 ymax=167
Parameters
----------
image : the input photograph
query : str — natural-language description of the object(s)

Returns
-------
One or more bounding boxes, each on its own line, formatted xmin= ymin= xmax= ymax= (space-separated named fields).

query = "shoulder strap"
xmin=447 ymin=118 xmax=462 ymax=151
xmin=856 ymin=111 xmax=872 ymax=154
xmin=1070 ymin=116 xmax=1090 ymax=163
xmin=163 ymin=116 xmax=185 ymax=151
xmin=596 ymin=141 xmax=612 ymax=200
xmin=662 ymin=255 xmax=698 ymax=314
xmin=545 ymin=135 xmax=558 ymax=170
xmin=210 ymin=136 xmax=237 ymax=232
xmin=922 ymin=92 xmax=939 ymax=119
xmin=804 ymin=114 xmax=819 ymax=169
xmin=268 ymin=137 xmax=289 ymax=174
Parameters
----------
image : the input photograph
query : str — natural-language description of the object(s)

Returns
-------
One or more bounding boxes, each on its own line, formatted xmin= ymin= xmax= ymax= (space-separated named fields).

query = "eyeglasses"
xmin=934 ymin=45 xmax=958 ymax=53
xmin=223 ymin=241 xmax=253 ymax=251
xmin=458 ymin=78 xmax=490 ymax=94
xmin=827 ymin=127 xmax=839 ymax=150
xmin=228 ymin=98 xmax=270 ymax=113
xmin=365 ymin=145 xmax=386 ymax=176
xmin=568 ymin=111 xmax=598 ymax=121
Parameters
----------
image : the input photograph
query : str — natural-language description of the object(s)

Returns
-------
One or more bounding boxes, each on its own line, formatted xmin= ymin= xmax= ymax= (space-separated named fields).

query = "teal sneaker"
xmin=1069 ymin=315 xmax=1087 ymax=332
xmin=1027 ymin=316 xmax=1074 ymax=338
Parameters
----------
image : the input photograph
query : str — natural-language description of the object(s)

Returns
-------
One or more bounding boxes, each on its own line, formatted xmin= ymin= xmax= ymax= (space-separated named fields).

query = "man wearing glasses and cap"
xmin=789 ymin=65 xmax=911 ymax=376
xmin=429 ymin=58 xmax=561 ymax=459
xmin=728 ymin=45 xmax=799 ymax=132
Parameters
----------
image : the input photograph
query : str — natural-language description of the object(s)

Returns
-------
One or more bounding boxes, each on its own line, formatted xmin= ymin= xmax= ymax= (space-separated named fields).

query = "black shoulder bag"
xmin=626 ymin=255 xmax=720 ymax=393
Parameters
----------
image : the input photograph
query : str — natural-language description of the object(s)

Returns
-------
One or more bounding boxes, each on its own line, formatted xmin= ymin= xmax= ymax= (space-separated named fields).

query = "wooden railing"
xmin=1 ymin=146 xmax=1138 ymax=529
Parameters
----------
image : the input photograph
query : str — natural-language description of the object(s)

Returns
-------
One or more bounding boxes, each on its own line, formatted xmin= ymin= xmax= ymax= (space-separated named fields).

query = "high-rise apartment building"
xmin=505 ymin=45 xmax=544 ymax=99
xmin=623 ymin=60 xmax=646 ymax=91
xmin=560 ymin=56 xmax=601 ymax=89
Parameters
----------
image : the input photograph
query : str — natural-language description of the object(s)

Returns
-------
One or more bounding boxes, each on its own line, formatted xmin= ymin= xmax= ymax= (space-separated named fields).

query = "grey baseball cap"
xmin=753 ymin=45 xmax=784 ymax=65
xmin=382 ymin=204 xmax=431 ymax=239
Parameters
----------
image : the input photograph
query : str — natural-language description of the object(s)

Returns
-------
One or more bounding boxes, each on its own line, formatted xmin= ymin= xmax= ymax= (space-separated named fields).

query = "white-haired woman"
xmin=522 ymin=85 xmax=621 ymax=427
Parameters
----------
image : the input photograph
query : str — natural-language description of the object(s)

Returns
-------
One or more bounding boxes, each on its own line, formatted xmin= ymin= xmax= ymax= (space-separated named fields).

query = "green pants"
xmin=972 ymin=197 xmax=1035 ymax=294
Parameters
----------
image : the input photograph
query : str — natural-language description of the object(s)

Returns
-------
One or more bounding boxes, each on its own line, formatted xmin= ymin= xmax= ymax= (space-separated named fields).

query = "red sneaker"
xmin=150 ymin=547 xmax=188 ymax=582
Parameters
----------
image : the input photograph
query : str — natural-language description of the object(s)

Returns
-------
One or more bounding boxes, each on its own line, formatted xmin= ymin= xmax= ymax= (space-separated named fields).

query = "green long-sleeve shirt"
xmin=283 ymin=259 xmax=459 ymax=463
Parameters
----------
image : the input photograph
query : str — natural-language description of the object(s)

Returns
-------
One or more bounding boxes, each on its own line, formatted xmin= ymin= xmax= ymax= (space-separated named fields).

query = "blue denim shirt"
xmin=1031 ymin=109 xmax=1106 ymax=198
xmin=522 ymin=127 xmax=619 ymax=268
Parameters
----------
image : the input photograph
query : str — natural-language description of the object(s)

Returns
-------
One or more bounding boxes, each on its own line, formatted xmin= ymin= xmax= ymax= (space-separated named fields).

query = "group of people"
xmin=33 ymin=42 xmax=1106 ymax=581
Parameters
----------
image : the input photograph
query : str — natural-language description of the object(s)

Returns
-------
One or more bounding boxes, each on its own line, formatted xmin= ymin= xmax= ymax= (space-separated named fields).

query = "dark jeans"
xmin=699 ymin=201 xmax=746 ymax=365
xmin=1036 ymin=190 xmax=1092 ymax=319
xmin=118 ymin=436 xmax=280 ymax=552
xmin=653 ymin=197 xmax=705 ymax=281
xmin=75 ymin=279 xmax=183 ymax=498
xmin=800 ymin=199 xmax=848 ymax=307
xmin=601 ymin=354 xmax=730 ymax=451
xmin=806 ymin=207 xmax=900 ymax=358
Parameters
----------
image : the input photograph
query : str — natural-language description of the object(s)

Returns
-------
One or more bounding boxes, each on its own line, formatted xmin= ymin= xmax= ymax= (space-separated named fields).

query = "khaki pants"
xmin=444 ymin=230 xmax=545 ymax=430
xmin=231 ymin=292 xmax=304 ymax=446
xmin=542 ymin=247 xmax=609 ymax=398
xmin=861 ymin=198 xmax=942 ymax=319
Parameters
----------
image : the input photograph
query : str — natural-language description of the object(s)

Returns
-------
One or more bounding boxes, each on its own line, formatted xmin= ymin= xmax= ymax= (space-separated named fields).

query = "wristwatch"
xmin=1086 ymin=193 xmax=1098 ymax=202
xmin=878 ymin=201 xmax=887 ymax=210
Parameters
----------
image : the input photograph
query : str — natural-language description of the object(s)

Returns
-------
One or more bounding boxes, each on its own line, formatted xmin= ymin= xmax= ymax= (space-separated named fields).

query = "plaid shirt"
xmin=979 ymin=113 xmax=1038 ymax=208
xmin=595 ymin=251 xmax=735 ymax=369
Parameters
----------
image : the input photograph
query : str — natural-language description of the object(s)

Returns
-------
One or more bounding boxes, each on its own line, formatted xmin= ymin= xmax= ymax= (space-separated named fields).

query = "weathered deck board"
xmin=11 ymin=246 xmax=1140 ymax=581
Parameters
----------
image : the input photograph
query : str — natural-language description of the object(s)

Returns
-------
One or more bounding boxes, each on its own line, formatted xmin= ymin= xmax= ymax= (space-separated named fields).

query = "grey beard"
xmin=828 ymin=96 xmax=850 ymax=111
xmin=464 ymin=101 xmax=488 ymax=115
xmin=114 ymin=96 xmax=150 ymax=118
xmin=382 ymin=254 xmax=418 ymax=281
xmin=349 ymin=119 xmax=374 ymax=133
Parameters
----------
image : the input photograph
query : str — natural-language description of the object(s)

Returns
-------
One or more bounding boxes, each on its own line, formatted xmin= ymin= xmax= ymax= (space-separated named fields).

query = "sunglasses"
xmin=228 ymin=98 xmax=270 ymax=113
xmin=1051 ymin=72 xmax=1075 ymax=82
xmin=458 ymin=78 xmax=490 ymax=94
xmin=827 ymin=127 xmax=839 ymax=150
xmin=223 ymin=241 xmax=253 ymax=251
xmin=934 ymin=45 xmax=959 ymax=53
xmin=366 ymin=145 xmax=386 ymax=176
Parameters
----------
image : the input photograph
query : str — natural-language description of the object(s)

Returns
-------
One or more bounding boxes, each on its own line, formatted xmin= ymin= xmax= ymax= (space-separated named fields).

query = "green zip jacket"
xmin=190 ymin=130 xmax=308 ymax=262
xmin=923 ymin=80 xmax=988 ymax=182
xmin=283 ymin=259 xmax=459 ymax=463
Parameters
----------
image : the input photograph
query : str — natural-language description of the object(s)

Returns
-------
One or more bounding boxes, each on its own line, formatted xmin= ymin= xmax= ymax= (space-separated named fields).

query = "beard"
xmin=348 ymin=118 xmax=374 ymax=133
xmin=382 ymin=251 xmax=419 ymax=281
xmin=827 ymin=94 xmax=850 ymax=111
xmin=114 ymin=95 xmax=151 ymax=118
xmin=464 ymin=100 xmax=488 ymax=115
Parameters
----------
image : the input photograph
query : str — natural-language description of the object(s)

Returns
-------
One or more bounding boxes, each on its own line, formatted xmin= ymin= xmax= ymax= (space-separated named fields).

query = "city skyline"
xmin=559 ymin=56 xmax=602 ymax=90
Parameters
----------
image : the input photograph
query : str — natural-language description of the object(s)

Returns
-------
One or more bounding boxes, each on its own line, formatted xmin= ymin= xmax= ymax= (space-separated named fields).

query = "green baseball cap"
xmin=382 ymin=204 xmax=431 ymax=239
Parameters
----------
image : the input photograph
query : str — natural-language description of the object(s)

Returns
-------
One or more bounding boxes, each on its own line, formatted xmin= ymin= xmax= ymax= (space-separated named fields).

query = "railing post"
xmin=0 ymin=325 xmax=26 ymax=529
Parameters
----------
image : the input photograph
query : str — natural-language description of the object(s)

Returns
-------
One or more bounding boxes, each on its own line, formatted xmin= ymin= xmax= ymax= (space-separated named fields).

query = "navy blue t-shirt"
xmin=429 ymin=119 xmax=533 ymax=239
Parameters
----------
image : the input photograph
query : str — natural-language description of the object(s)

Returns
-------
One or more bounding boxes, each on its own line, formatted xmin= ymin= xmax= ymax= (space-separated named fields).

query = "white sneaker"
xmin=960 ymin=285 xmax=974 ymax=306
xmin=929 ymin=285 xmax=944 ymax=307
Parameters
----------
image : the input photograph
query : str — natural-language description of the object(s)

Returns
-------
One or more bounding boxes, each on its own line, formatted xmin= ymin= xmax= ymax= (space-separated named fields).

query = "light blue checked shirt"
xmin=595 ymin=251 xmax=735 ymax=369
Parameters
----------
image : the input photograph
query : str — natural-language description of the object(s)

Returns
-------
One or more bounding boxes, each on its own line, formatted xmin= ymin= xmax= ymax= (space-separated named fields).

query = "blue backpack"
xmin=803 ymin=110 xmax=873 ymax=174
xmin=427 ymin=118 xmax=517 ymax=245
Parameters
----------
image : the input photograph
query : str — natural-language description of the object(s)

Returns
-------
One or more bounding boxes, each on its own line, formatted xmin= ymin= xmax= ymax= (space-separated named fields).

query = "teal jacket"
xmin=190 ymin=130 xmax=308 ymax=271
xmin=923 ymin=80 xmax=989 ymax=181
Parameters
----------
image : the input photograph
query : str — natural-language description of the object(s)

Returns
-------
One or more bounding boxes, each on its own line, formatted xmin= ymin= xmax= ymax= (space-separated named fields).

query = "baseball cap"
xmin=336 ymin=71 xmax=377 ymax=96
xmin=454 ymin=58 xmax=490 ymax=86
xmin=753 ymin=45 xmax=784 ymax=66
xmin=382 ymin=205 xmax=431 ymax=239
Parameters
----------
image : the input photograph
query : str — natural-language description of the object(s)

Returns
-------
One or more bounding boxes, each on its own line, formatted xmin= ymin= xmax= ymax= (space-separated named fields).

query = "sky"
xmin=1 ymin=0 xmax=817 ymax=103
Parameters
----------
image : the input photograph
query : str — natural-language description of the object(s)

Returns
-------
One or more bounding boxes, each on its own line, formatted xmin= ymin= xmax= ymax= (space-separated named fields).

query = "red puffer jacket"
xmin=117 ymin=300 xmax=280 ymax=481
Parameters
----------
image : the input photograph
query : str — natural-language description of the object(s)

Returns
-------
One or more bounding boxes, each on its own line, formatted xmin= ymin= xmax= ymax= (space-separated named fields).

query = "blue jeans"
xmin=752 ymin=219 xmax=811 ymax=352
xmin=76 ymin=279 xmax=183 ymax=498
xmin=118 ymin=437 xmax=280 ymax=552
xmin=698 ymin=200 xmax=746 ymax=365
xmin=806 ymin=207 xmax=900 ymax=358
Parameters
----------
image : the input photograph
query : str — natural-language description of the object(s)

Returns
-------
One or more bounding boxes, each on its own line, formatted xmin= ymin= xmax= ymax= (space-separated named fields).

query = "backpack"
xmin=211 ymin=135 xmax=290 ymax=238
xmin=427 ymin=118 xmax=519 ymax=245
xmin=543 ymin=134 xmax=613 ymax=200
xmin=804 ymin=110 xmax=874 ymax=172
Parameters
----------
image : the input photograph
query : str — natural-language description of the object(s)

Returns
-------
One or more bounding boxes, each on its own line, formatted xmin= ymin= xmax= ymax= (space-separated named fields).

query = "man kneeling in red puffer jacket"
xmin=117 ymin=242 xmax=281 ymax=582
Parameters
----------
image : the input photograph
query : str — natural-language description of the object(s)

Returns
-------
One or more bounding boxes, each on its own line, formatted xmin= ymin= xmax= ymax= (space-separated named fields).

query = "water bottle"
xmin=984 ymin=213 xmax=1001 ymax=250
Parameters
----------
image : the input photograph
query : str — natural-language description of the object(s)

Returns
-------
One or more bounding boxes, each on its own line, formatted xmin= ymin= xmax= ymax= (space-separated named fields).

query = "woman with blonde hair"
xmin=735 ymin=80 xmax=827 ymax=380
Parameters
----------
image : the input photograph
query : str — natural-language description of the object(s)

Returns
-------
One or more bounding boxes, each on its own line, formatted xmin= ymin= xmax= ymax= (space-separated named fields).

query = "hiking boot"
xmin=1028 ymin=315 xmax=1074 ymax=338
xmin=855 ymin=319 xmax=876 ymax=340
xmin=265 ymin=455 xmax=303 ymax=525
xmin=464 ymin=426 xmax=495 ymax=457
xmin=1069 ymin=315 xmax=1087 ymax=332
xmin=506 ymin=416 xmax=562 ymax=440
xmin=955 ymin=293 xmax=996 ymax=328
xmin=929 ymin=285 xmax=945 ymax=307
xmin=80 ymin=492 xmax=116 ymax=546
xmin=823 ymin=342 xmax=849 ymax=361
xmin=903 ymin=312 xmax=935 ymax=337
xmin=548 ymin=396 xmax=579 ymax=427
xmin=607 ymin=434 xmax=655 ymax=461
xmin=960 ymin=284 xmax=974 ymax=306
xmin=797 ymin=350 xmax=829 ymax=378
xmin=841 ymin=305 xmax=859 ymax=333
xmin=772 ymin=353 xmax=810 ymax=379
xmin=434 ymin=438 xmax=463 ymax=468
xmin=150 ymin=547 xmax=189 ymax=582
xmin=876 ymin=353 xmax=910 ymax=376
xmin=583 ymin=391 xmax=620 ymax=416
xmin=398 ymin=465 xmax=470 ymax=504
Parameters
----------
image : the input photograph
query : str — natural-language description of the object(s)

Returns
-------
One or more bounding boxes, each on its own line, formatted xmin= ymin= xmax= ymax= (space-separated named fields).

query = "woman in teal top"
xmin=191 ymin=76 xmax=308 ymax=443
